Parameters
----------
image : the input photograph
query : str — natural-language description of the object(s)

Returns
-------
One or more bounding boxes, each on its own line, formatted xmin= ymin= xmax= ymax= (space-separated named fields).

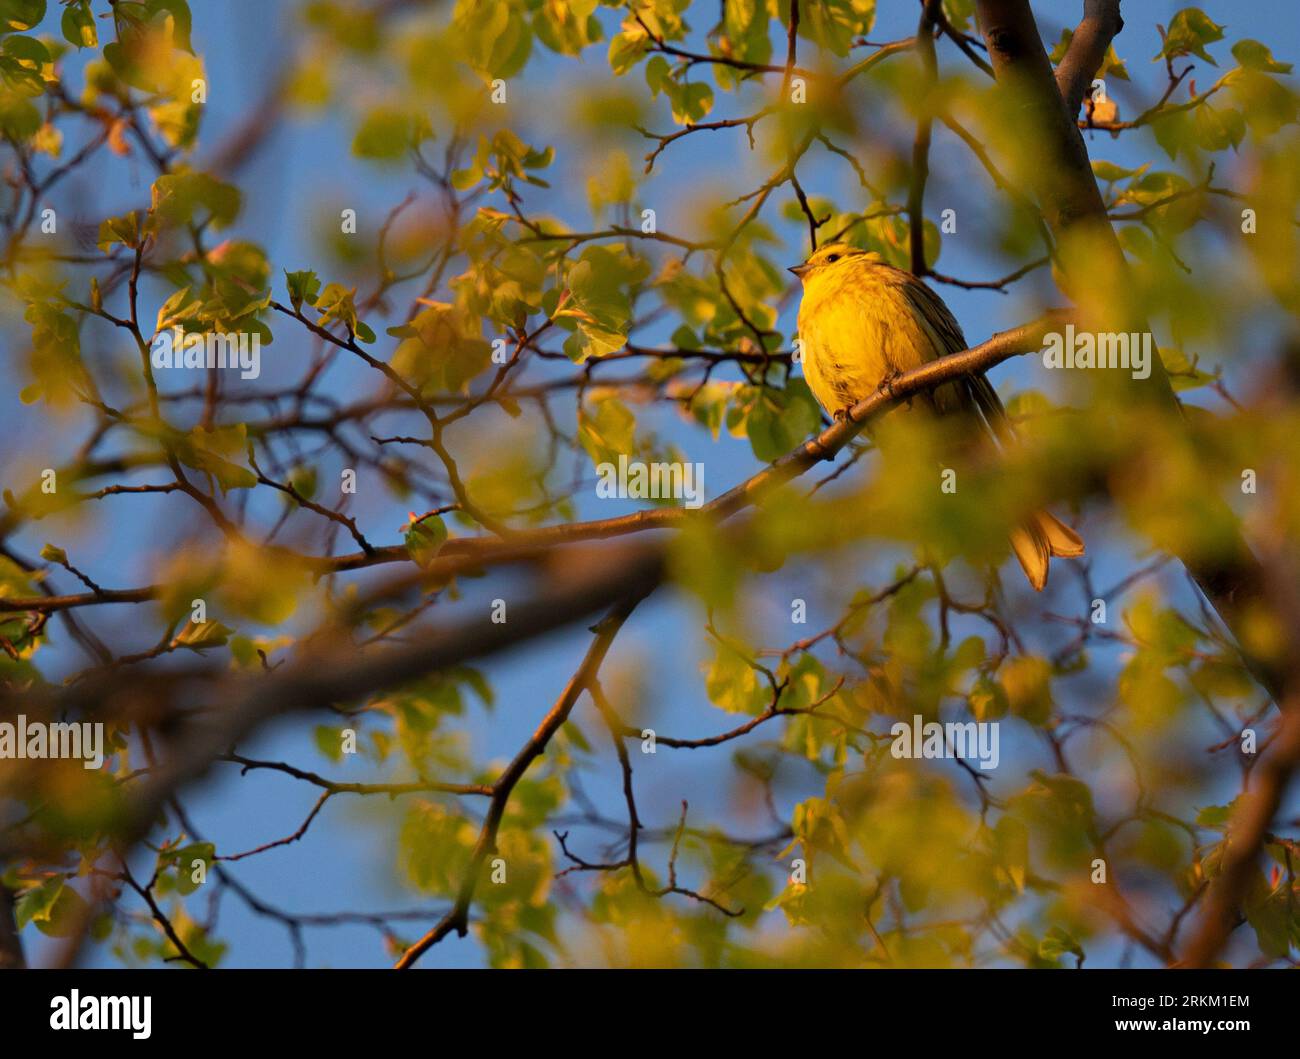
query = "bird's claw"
xmin=880 ymin=368 xmax=913 ymax=407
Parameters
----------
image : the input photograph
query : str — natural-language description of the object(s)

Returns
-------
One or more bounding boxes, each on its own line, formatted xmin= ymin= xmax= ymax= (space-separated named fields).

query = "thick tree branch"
xmin=1180 ymin=699 xmax=1300 ymax=966
xmin=1180 ymin=562 xmax=1300 ymax=966
xmin=1053 ymin=0 xmax=1124 ymax=118
xmin=974 ymin=0 xmax=1286 ymax=702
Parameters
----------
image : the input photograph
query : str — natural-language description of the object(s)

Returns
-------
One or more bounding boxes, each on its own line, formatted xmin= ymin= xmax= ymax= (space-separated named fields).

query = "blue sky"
xmin=8 ymin=0 xmax=1299 ymax=968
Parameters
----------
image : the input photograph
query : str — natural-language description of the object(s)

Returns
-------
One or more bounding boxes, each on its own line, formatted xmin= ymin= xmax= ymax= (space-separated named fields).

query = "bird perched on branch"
xmin=790 ymin=242 xmax=1083 ymax=590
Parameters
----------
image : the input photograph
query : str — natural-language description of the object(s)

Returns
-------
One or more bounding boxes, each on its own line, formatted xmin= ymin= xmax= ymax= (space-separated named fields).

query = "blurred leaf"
xmin=405 ymin=515 xmax=449 ymax=568
xmin=1232 ymin=38 xmax=1292 ymax=74
xmin=1001 ymin=657 xmax=1054 ymax=726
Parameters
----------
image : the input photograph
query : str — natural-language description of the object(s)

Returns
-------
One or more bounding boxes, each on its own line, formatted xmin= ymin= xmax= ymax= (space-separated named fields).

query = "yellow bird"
xmin=790 ymin=242 xmax=1083 ymax=591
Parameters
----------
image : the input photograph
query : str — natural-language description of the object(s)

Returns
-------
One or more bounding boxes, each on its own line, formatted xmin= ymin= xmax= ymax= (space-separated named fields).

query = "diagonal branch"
xmin=1180 ymin=560 xmax=1300 ymax=966
xmin=1179 ymin=699 xmax=1300 ymax=966
xmin=394 ymin=588 xmax=651 ymax=968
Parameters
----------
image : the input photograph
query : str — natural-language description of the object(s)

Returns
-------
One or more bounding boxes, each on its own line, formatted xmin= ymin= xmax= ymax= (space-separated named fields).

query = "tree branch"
xmin=974 ymin=0 xmax=1287 ymax=702
xmin=0 ymin=884 xmax=24 ymax=969
xmin=394 ymin=588 xmax=651 ymax=968
xmin=1053 ymin=0 xmax=1124 ymax=118
xmin=1179 ymin=700 xmax=1300 ymax=966
xmin=908 ymin=0 xmax=941 ymax=276
xmin=1180 ymin=559 xmax=1300 ymax=966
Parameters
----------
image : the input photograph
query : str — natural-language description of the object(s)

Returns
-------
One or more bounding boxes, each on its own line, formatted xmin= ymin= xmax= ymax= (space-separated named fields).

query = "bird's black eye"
xmin=826 ymin=254 xmax=840 ymax=263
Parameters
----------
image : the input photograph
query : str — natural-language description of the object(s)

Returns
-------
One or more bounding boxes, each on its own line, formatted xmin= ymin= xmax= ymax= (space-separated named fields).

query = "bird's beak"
xmin=788 ymin=264 xmax=810 ymax=278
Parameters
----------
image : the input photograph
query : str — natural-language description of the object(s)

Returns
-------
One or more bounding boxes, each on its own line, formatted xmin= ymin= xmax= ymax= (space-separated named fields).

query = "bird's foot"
xmin=879 ymin=368 xmax=911 ymax=407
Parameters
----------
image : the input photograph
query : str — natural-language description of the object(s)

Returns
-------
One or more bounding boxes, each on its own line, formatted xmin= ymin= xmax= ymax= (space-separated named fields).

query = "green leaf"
xmin=1231 ymin=38 xmax=1292 ymax=74
xmin=0 ymin=0 xmax=45 ymax=33
xmin=739 ymin=381 xmax=821 ymax=462
xmin=645 ymin=54 xmax=670 ymax=94
xmin=533 ymin=0 xmax=602 ymax=56
xmin=352 ymin=105 xmax=414 ymax=160
xmin=389 ymin=302 xmax=492 ymax=392
xmin=1230 ymin=68 xmax=1300 ymax=135
xmin=284 ymin=269 xmax=321 ymax=313
xmin=61 ymin=0 xmax=97 ymax=48
xmin=151 ymin=171 xmax=242 ymax=231
xmin=23 ymin=300 xmax=84 ymax=406
xmin=1195 ymin=802 xmax=1234 ymax=829
xmin=176 ymin=423 xmax=257 ymax=492
xmin=155 ymin=285 xmax=202 ymax=333
xmin=556 ymin=244 xmax=649 ymax=362
xmin=1149 ymin=108 xmax=1194 ymax=160
xmin=0 ymin=94 xmax=39 ymax=139
xmin=38 ymin=542 xmax=67 ymax=565
xmin=969 ymin=674 xmax=1009 ymax=721
xmin=703 ymin=637 xmax=767 ymax=714
xmin=607 ymin=27 xmax=648 ymax=75
xmin=1243 ymin=872 xmax=1289 ymax=958
xmin=1038 ymin=926 xmax=1085 ymax=965
xmin=1000 ymin=655 xmax=1054 ymax=725
xmin=454 ymin=0 xmax=532 ymax=79
xmin=16 ymin=877 xmax=88 ymax=937
xmin=798 ymin=0 xmax=876 ymax=58
xmin=1091 ymin=159 xmax=1140 ymax=182
xmin=405 ymin=516 xmax=449 ymax=568
xmin=97 ymin=211 xmax=143 ymax=252
xmin=664 ymin=78 xmax=713 ymax=125
xmin=287 ymin=464 xmax=318 ymax=502
xmin=172 ymin=619 xmax=234 ymax=650
xmin=314 ymin=282 xmax=374 ymax=342
xmin=15 ymin=878 xmax=59 ymax=930
xmin=313 ymin=724 xmax=344 ymax=762
xmin=1158 ymin=8 xmax=1225 ymax=66
xmin=1192 ymin=103 xmax=1245 ymax=152
xmin=1031 ymin=771 xmax=1097 ymax=830
xmin=148 ymin=0 xmax=193 ymax=53
xmin=2 ymin=33 xmax=49 ymax=66
xmin=717 ymin=0 xmax=774 ymax=87
xmin=401 ymin=800 xmax=476 ymax=895
xmin=577 ymin=394 xmax=635 ymax=466
xmin=164 ymin=842 xmax=215 ymax=896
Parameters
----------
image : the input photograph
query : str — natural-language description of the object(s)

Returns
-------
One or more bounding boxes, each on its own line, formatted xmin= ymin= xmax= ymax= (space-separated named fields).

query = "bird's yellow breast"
xmin=796 ymin=262 xmax=950 ymax=415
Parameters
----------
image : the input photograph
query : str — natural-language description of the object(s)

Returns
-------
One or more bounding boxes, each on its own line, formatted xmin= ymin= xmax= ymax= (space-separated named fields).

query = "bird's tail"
xmin=1009 ymin=511 xmax=1085 ymax=591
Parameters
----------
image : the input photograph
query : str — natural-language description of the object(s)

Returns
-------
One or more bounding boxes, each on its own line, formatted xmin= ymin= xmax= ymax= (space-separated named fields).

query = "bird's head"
xmin=787 ymin=242 xmax=878 ymax=283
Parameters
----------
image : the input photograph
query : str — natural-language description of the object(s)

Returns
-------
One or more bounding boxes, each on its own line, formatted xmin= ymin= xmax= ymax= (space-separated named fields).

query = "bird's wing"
xmin=900 ymin=275 xmax=967 ymax=357
xmin=901 ymin=272 xmax=1018 ymax=447
xmin=966 ymin=373 xmax=1018 ymax=447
